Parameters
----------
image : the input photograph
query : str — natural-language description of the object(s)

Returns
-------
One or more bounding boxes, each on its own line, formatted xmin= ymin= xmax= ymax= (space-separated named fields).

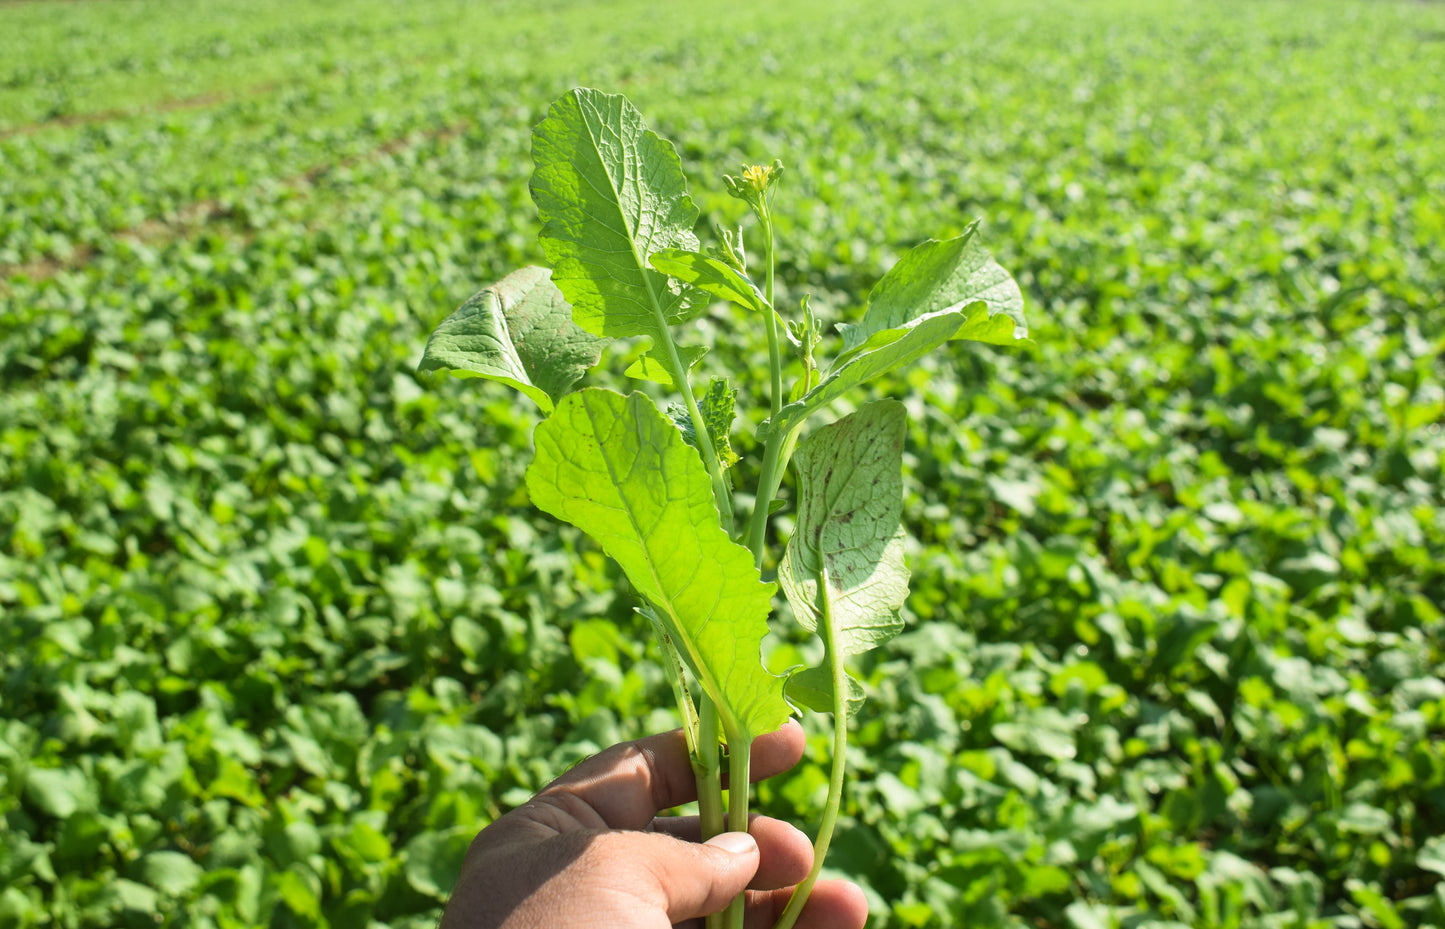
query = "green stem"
xmin=695 ymin=698 xmax=725 ymax=842
xmin=619 ymin=152 xmax=734 ymax=532
xmin=656 ymin=627 xmax=702 ymax=758
xmin=698 ymin=699 xmax=727 ymax=929
xmin=673 ymin=357 xmax=736 ymax=530
xmin=721 ymin=731 xmax=753 ymax=929
xmin=745 ymin=425 xmax=801 ymax=568
xmin=761 ymin=209 xmax=783 ymax=418
xmin=771 ymin=603 xmax=849 ymax=929
xmin=746 ymin=430 xmax=785 ymax=566
xmin=726 ymin=733 xmax=752 ymax=836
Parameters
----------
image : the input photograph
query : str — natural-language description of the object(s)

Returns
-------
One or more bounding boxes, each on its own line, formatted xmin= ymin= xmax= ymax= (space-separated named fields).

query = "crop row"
xmin=2 ymin=0 xmax=1443 ymax=926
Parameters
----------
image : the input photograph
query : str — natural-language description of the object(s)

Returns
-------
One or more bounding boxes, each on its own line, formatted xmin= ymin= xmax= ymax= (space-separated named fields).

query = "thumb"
xmin=604 ymin=830 xmax=760 ymax=920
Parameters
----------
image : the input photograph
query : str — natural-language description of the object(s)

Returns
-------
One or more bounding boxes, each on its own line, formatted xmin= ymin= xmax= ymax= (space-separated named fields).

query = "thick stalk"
xmin=721 ymin=732 xmax=753 ymax=929
xmin=697 ymin=699 xmax=727 ymax=929
xmin=695 ymin=698 xmax=725 ymax=841
xmin=770 ymin=604 xmax=849 ymax=929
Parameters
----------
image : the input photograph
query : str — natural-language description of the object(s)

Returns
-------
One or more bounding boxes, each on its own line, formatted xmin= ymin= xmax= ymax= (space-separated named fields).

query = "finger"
xmin=653 ymin=814 xmax=812 ymax=890
xmin=732 ymin=719 xmax=806 ymax=785
xmin=744 ymin=880 xmax=869 ymax=929
xmin=536 ymin=721 xmax=807 ymax=831
xmin=592 ymin=830 xmax=761 ymax=921
xmin=535 ymin=730 xmax=692 ymax=830
xmin=794 ymin=880 xmax=869 ymax=929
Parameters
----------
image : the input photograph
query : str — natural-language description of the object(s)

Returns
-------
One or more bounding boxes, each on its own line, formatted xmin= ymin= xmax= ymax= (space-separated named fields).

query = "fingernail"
xmin=706 ymin=832 xmax=758 ymax=856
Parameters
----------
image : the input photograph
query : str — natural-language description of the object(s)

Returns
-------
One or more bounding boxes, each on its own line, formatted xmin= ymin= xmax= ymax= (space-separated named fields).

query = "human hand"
xmin=440 ymin=720 xmax=868 ymax=928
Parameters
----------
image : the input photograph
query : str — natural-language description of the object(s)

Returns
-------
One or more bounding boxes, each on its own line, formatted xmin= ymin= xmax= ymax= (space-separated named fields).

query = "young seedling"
xmin=419 ymin=87 xmax=1027 ymax=929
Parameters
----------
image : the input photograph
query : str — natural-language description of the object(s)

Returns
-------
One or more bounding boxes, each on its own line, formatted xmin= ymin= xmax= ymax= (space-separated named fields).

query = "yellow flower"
xmin=741 ymin=163 xmax=775 ymax=191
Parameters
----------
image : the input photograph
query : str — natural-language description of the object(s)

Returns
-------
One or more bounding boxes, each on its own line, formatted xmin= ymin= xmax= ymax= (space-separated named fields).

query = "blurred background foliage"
xmin=1 ymin=0 xmax=1442 ymax=926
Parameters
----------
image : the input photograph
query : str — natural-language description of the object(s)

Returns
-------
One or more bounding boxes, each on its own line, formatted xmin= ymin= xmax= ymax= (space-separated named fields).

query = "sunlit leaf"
xmin=527 ymin=388 xmax=788 ymax=740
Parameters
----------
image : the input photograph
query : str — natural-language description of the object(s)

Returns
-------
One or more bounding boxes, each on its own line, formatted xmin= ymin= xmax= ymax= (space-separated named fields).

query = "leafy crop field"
xmin=3 ymin=0 xmax=1443 ymax=926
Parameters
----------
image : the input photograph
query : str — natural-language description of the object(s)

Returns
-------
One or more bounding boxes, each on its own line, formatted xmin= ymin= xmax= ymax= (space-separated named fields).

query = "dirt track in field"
xmin=0 ymin=83 xmax=285 ymax=140
xmin=0 ymin=119 xmax=472 ymax=286
xmin=0 ymin=0 xmax=136 ymax=7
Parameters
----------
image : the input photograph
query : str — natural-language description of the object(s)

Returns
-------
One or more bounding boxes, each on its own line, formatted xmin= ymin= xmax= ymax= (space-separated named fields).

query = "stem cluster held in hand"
xmin=419 ymin=88 xmax=1028 ymax=928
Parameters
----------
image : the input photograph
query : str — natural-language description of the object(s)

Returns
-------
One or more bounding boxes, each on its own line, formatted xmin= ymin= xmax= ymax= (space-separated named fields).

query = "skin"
xmin=441 ymin=721 xmax=869 ymax=929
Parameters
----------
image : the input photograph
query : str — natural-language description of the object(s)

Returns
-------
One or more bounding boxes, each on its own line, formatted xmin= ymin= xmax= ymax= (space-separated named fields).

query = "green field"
xmin=3 ymin=0 xmax=1444 ymax=926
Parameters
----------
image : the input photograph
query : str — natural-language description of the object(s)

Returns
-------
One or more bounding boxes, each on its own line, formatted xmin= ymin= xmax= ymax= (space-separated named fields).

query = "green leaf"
xmin=1347 ymin=880 xmax=1405 ymax=929
xmin=140 ymin=851 xmax=204 ymax=896
xmin=765 ymin=229 xmax=1027 ymax=437
xmin=625 ymin=343 xmax=707 ymax=388
xmin=992 ymin=707 xmax=1079 ymax=760
xmin=276 ymin=870 xmax=323 ymax=920
xmin=346 ymin=821 xmax=394 ymax=864
xmin=24 ymin=766 xmax=95 ymax=818
xmin=403 ymin=826 xmax=475 ymax=900
xmin=527 ymin=388 xmax=787 ymax=740
xmin=110 ymin=880 xmax=161 ymax=913
xmin=531 ymin=88 xmax=702 ymax=383
xmin=1417 ymin=835 xmax=1445 ymax=878
xmin=670 ymin=378 xmax=740 ymax=470
xmin=785 ymin=665 xmax=866 ymax=717
xmin=766 ymin=309 xmax=964 ymax=437
xmin=838 ymin=226 xmax=1026 ymax=354
xmin=1336 ymin=803 xmax=1391 ymax=835
xmin=649 ymin=248 xmax=769 ymax=314
xmin=418 ymin=266 xmax=605 ymax=413
xmin=778 ymin=400 xmax=909 ymax=717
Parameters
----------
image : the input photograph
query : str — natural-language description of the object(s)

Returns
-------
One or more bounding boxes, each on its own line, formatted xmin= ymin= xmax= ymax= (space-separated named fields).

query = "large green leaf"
xmin=763 ymin=228 xmax=1027 ymax=437
xmin=531 ymin=88 xmax=702 ymax=384
xmin=526 ymin=388 xmax=788 ymax=740
xmin=417 ymin=266 xmax=604 ymax=413
xmin=777 ymin=400 xmax=909 ymax=716
xmin=838 ymin=226 xmax=1026 ymax=354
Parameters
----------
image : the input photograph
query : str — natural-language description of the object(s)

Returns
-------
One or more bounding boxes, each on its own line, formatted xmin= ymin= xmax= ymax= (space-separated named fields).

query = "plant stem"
xmin=697 ymin=698 xmax=726 ymax=929
xmin=721 ymin=731 xmax=753 ymax=929
xmin=745 ymin=425 xmax=801 ymax=568
xmin=673 ymin=360 xmax=736 ymax=530
xmin=746 ymin=430 xmax=785 ymax=565
xmin=770 ymin=603 xmax=849 ymax=929
xmin=726 ymin=732 xmax=752 ymax=836
xmin=761 ymin=208 xmax=783 ymax=418
xmin=696 ymin=698 xmax=725 ymax=841
xmin=656 ymin=626 xmax=702 ymax=758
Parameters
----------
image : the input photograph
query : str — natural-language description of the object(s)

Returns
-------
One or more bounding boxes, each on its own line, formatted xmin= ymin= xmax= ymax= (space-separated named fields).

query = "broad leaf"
xmin=417 ymin=266 xmax=604 ymax=413
xmin=838 ymin=226 xmax=1026 ymax=355
xmin=649 ymin=248 xmax=769 ymax=315
xmin=527 ymin=388 xmax=788 ymax=740
xmin=531 ymin=88 xmax=702 ymax=384
xmin=762 ymin=228 xmax=1027 ymax=435
xmin=778 ymin=400 xmax=909 ymax=716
